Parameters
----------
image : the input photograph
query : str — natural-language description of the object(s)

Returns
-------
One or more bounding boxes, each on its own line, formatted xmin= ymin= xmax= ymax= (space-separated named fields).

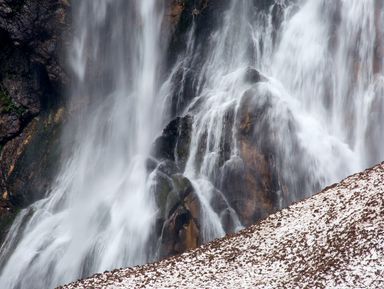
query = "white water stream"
xmin=179 ymin=0 xmax=383 ymax=238
xmin=0 ymin=1 xmax=165 ymax=288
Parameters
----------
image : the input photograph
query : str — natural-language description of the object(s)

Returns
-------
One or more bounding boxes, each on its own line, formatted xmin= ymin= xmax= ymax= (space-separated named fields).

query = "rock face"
xmin=1 ymin=108 xmax=64 ymax=206
xmin=0 ymin=0 xmax=70 ymax=240
xmin=149 ymin=76 xmax=283 ymax=254
xmin=150 ymin=72 xmax=284 ymax=236
xmin=229 ymin=84 xmax=289 ymax=226
xmin=149 ymin=115 xmax=200 ymax=257
xmin=157 ymin=0 xmax=294 ymax=234
xmin=151 ymin=115 xmax=192 ymax=171
xmin=60 ymin=162 xmax=384 ymax=289
xmin=165 ymin=0 xmax=232 ymax=117
xmin=152 ymin=0 xmax=295 ymax=247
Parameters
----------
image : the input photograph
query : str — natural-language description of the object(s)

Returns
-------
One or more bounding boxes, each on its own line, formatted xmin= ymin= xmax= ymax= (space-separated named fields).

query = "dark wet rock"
xmin=156 ymin=0 xmax=309 ymax=236
xmin=0 ymin=0 xmax=70 ymax=238
xmin=0 ymin=0 xmax=70 ymax=143
xmin=221 ymin=85 xmax=325 ymax=227
xmin=174 ymin=116 xmax=193 ymax=170
xmin=158 ymin=182 xmax=200 ymax=258
xmin=243 ymin=67 xmax=267 ymax=84
xmin=222 ymin=88 xmax=283 ymax=226
xmin=270 ymin=1 xmax=286 ymax=44
xmin=0 ymin=198 xmax=17 ymax=244
xmin=152 ymin=118 xmax=180 ymax=162
xmin=145 ymin=157 xmax=158 ymax=173
xmin=157 ymin=160 xmax=180 ymax=176
xmin=0 ymin=113 xmax=21 ymax=143
xmin=151 ymin=115 xmax=192 ymax=171
xmin=0 ymin=0 xmax=70 ymax=86
xmin=208 ymin=187 xmax=239 ymax=233
xmin=235 ymin=139 xmax=280 ymax=226
xmin=166 ymin=0 xmax=229 ymax=61
xmin=149 ymin=156 xmax=200 ymax=259
xmin=166 ymin=0 xmax=231 ymax=116
xmin=0 ymin=107 xmax=65 ymax=208
xmin=166 ymin=1 xmax=277 ymax=117
xmin=217 ymin=107 xmax=235 ymax=168
xmin=152 ymin=171 xmax=176 ymax=219
xmin=159 ymin=204 xmax=199 ymax=258
xmin=171 ymin=173 xmax=194 ymax=200
xmin=0 ymin=106 xmax=65 ymax=240
xmin=253 ymin=0 xmax=278 ymax=10
xmin=150 ymin=164 xmax=194 ymax=221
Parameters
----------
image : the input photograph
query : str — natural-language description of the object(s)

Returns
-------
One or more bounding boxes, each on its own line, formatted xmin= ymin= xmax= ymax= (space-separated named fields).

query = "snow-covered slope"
xmin=61 ymin=163 xmax=384 ymax=289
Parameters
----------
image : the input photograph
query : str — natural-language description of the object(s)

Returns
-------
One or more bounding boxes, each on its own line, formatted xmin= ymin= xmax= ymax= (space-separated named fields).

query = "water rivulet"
xmin=0 ymin=0 xmax=383 ymax=288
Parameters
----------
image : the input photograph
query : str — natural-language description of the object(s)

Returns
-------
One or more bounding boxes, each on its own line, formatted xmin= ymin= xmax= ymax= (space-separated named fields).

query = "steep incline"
xmin=62 ymin=162 xmax=384 ymax=289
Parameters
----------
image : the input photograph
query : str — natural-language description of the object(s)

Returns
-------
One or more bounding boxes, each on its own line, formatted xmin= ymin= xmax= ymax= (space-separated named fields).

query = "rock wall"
xmin=0 ymin=0 xmax=70 ymax=241
xmin=150 ymin=0 xmax=283 ymax=256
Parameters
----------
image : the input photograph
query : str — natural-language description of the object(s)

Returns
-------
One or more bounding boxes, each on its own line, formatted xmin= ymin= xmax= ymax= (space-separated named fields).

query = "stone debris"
xmin=61 ymin=162 xmax=384 ymax=289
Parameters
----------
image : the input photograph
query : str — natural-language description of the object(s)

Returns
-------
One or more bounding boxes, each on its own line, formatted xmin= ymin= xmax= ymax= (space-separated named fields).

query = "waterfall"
xmin=0 ymin=1 xmax=166 ymax=288
xmin=0 ymin=0 xmax=383 ymax=288
xmin=170 ymin=0 xmax=383 ymax=238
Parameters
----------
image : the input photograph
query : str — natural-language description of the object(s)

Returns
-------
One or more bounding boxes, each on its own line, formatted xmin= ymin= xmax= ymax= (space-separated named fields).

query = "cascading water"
xmin=0 ymin=0 xmax=383 ymax=288
xmin=170 ymin=0 xmax=383 ymax=239
xmin=269 ymin=0 xmax=383 ymax=183
xmin=0 ymin=1 xmax=165 ymax=288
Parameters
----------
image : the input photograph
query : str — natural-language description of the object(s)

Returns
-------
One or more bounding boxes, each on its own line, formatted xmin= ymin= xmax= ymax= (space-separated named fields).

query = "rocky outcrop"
xmin=228 ymin=77 xmax=324 ymax=226
xmin=151 ymin=65 xmax=322 ymax=235
xmin=151 ymin=0 xmax=292 ymax=244
xmin=155 ymin=173 xmax=200 ymax=258
xmin=0 ymin=0 xmax=70 ymax=240
xmin=61 ymin=162 xmax=384 ymax=289
xmin=150 ymin=69 xmax=281 ymax=239
xmin=149 ymin=115 xmax=200 ymax=258
xmin=165 ymin=0 xmax=278 ymax=117
xmin=151 ymin=115 xmax=192 ymax=171
xmin=1 ymin=108 xmax=64 ymax=206
xmin=158 ymin=1 xmax=292 ymax=230
xmin=231 ymin=84 xmax=282 ymax=226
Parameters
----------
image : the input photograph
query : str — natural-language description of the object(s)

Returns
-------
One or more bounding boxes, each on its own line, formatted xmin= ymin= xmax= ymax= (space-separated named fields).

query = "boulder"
xmin=150 ymin=167 xmax=200 ymax=258
xmin=243 ymin=67 xmax=267 ymax=84
xmin=151 ymin=115 xmax=193 ymax=171
xmin=150 ymin=119 xmax=200 ymax=259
